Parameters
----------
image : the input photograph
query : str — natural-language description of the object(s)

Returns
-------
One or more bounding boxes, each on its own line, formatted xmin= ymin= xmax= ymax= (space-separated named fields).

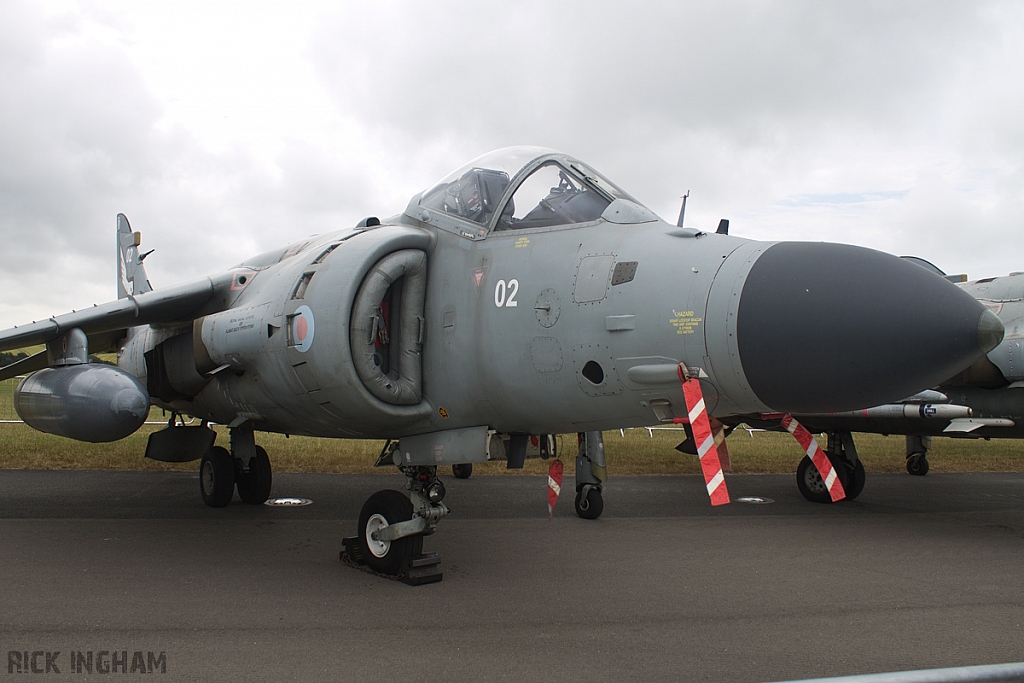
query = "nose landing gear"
xmin=343 ymin=461 xmax=446 ymax=585
xmin=796 ymin=430 xmax=865 ymax=503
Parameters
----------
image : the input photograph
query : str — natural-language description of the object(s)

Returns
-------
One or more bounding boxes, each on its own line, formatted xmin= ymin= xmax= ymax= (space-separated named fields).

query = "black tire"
xmin=796 ymin=454 xmax=850 ymax=504
xmin=574 ymin=487 xmax=604 ymax=519
xmin=199 ymin=446 xmax=235 ymax=508
xmin=236 ymin=446 xmax=273 ymax=505
xmin=357 ymin=490 xmax=423 ymax=575
xmin=845 ymin=459 xmax=866 ymax=500
xmin=907 ymin=453 xmax=930 ymax=476
xmin=452 ymin=463 xmax=473 ymax=479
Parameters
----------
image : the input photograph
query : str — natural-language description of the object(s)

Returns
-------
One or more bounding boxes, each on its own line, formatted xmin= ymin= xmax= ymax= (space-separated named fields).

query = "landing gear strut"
xmin=906 ymin=435 xmax=931 ymax=476
xmin=198 ymin=422 xmax=273 ymax=507
xmin=344 ymin=454 xmax=446 ymax=584
xmin=796 ymin=430 xmax=864 ymax=503
xmin=575 ymin=431 xmax=607 ymax=519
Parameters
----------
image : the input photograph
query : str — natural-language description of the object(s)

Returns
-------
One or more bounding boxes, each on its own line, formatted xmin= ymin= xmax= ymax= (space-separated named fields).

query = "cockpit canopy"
xmin=409 ymin=146 xmax=651 ymax=236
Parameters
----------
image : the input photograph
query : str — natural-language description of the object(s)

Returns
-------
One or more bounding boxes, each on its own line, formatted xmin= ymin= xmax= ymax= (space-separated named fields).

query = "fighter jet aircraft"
xmin=731 ymin=261 xmax=1023 ymax=503
xmin=0 ymin=147 xmax=1004 ymax=579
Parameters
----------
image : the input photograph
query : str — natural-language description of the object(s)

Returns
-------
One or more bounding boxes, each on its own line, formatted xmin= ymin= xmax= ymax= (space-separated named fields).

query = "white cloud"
xmin=1 ymin=0 xmax=1023 ymax=331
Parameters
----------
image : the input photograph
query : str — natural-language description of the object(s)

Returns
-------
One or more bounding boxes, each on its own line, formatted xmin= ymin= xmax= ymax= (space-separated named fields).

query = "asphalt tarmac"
xmin=1 ymin=469 xmax=1023 ymax=682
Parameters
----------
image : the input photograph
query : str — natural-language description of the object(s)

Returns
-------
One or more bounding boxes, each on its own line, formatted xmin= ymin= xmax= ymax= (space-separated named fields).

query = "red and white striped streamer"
xmin=780 ymin=414 xmax=846 ymax=502
xmin=547 ymin=459 xmax=563 ymax=520
xmin=709 ymin=416 xmax=731 ymax=471
xmin=679 ymin=366 xmax=730 ymax=506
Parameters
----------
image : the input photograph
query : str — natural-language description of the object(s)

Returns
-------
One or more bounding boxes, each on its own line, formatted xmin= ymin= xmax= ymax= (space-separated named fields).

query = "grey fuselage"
xmin=0 ymin=147 xmax=986 ymax=449
xmin=107 ymin=150 xmax=998 ymax=445
xmin=118 ymin=218 xmax=763 ymax=439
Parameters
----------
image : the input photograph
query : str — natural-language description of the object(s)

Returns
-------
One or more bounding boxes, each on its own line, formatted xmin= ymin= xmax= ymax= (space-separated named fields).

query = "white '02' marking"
xmin=494 ymin=279 xmax=519 ymax=308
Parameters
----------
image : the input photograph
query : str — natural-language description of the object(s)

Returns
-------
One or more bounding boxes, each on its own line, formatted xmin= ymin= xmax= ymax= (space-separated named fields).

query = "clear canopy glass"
xmin=416 ymin=146 xmax=640 ymax=230
xmin=418 ymin=147 xmax=555 ymax=225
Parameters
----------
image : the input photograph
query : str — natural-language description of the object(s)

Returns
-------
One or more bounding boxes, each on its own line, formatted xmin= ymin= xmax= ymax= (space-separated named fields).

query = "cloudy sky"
xmin=2 ymin=1 xmax=1022 ymax=330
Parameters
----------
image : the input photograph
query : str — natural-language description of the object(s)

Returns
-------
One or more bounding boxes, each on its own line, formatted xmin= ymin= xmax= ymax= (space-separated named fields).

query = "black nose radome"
xmin=736 ymin=242 xmax=1003 ymax=414
xmin=977 ymin=308 xmax=1003 ymax=354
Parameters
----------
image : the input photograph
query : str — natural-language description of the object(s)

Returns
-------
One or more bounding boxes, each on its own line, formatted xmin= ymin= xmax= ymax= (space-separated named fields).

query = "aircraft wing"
xmin=0 ymin=271 xmax=236 ymax=357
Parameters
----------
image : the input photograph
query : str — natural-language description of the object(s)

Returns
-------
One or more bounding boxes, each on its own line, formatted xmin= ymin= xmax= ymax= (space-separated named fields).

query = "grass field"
xmin=5 ymin=374 xmax=1024 ymax=474
xmin=1 ymin=419 xmax=1023 ymax=475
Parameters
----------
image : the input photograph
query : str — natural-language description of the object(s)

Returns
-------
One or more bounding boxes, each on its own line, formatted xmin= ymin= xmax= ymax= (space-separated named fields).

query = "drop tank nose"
xmin=706 ymin=241 xmax=1003 ymax=414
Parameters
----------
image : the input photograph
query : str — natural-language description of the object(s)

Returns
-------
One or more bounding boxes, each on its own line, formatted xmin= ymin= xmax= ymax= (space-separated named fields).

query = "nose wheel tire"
xmin=452 ymin=463 xmax=473 ymax=479
xmin=199 ymin=446 xmax=235 ymax=508
xmin=797 ymin=456 xmax=841 ymax=504
xmin=797 ymin=455 xmax=863 ymax=502
xmin=845 ymin=459 xmax=866 ymax=500
xmin=574 ymin=487 xmax=604 ymax=519
xmin=236 ymin=445 xmax=273 ymax=505
xmin=907 ymin=453 xmax=930 ymax=476
xmin=357 ymin=490 xmax=423 ymax=576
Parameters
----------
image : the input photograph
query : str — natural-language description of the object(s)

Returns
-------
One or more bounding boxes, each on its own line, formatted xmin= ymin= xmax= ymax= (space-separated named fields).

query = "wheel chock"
xmin=402 ymin=552 xmax=443 ymax=586
xmin=340 ymin=537 xmax=442 ymax=585
xmin=340 ymin=536 xmax=366 ymax=565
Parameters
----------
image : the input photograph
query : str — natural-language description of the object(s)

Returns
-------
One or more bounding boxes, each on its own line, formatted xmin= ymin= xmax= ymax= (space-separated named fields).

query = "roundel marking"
xmin=292 ymin=305 xmax=315 ymax=353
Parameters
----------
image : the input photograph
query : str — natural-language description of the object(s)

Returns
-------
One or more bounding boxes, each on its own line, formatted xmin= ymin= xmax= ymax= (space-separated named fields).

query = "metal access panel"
xmin=398 ymin=425 xmax=490 ymax=466
xmin=573 ymin=254 xmax=615 ymax=303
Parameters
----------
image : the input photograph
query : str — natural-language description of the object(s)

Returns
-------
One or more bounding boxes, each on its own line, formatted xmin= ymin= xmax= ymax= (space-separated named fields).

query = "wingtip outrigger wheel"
xmin=906 ymin=435 xmax=931 ymax=476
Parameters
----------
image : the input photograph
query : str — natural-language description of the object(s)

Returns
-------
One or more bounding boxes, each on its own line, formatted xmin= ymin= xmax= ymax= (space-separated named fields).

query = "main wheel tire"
xmin=357 ymin=490 xmax=423 ymax=575
xmin=199 ymin=446 xmax=235 ymax=508
xmin=907 ymin=453 xmax=930 ymax=476
xmin=574 ymin=487 xmax=604 ymax=519
xmin=796 ymin=453 xmax=850 ymax=504
xmin=845 ymin=459 xmax=866 ymax=500
xmin=452 ymin=463 xmax=473 ymax=479
xmin=236 ymin=445 xmax=273 ymax=505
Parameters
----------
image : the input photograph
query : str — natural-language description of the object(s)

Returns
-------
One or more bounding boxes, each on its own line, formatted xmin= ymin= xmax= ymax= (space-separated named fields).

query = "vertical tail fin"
xmin=116 ymin=213 xmax=153 ymax=299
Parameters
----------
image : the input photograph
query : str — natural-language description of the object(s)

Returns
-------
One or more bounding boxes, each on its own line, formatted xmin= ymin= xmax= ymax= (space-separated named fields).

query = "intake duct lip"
xmin=735 ymin=242 xmax=1003 ymax=414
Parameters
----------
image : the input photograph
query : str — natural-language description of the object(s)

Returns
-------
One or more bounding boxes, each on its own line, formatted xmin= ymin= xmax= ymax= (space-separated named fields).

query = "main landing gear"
xmin=906 ymin=435 xmax=931 ymax=476
xmin=574 ymin=431 xmax=607 ymax=519
xmin=199 ymin=422 xmax=273 ymax=508
xmin=343 ymin=456 xmax=446 ymax=585
xmin=796 ymin=430 xmax=865 ymax=504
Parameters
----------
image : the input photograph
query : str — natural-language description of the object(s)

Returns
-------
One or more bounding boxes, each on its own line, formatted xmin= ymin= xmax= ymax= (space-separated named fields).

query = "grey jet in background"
xmin=0 ymin=147 xmax=1004 ymax=579
xmin=732 ymin=259 xmax=1023 ymax=503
